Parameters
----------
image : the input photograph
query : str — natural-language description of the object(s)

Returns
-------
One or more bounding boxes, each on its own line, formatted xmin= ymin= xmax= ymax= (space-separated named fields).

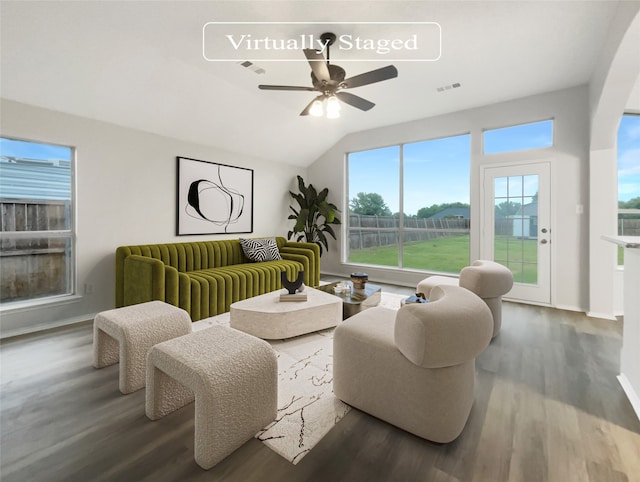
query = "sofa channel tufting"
xmin=115 ymin=237 xmax=320 ymax=321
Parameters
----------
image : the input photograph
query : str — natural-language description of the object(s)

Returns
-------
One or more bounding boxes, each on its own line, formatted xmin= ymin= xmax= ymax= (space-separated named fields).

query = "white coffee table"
xmin=230 ymin=287 xmax=342 ymax=339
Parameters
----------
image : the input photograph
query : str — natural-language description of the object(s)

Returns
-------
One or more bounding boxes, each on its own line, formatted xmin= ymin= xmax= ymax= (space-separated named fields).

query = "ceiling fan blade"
xmin=303 ymin=49 xmax=331 ymax=83
xmin=300 ymin=95 xmax=324 ymax=116
xmin=258 ymin=85 xmax=316 ymax=91
xmin=342 ymin=65 xmax=398 ymax=89
xmin=335 ymin=92 xmax=375 ymax=111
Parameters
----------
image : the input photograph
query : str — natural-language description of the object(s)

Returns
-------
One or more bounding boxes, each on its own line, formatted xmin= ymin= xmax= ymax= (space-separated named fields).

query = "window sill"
xmin=0 ymin=294 xmax=83 ymax=313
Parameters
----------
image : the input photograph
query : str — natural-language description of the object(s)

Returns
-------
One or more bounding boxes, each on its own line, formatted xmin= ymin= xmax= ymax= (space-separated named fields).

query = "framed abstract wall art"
xmin=176 ymin=156 xmax=253 ymax=235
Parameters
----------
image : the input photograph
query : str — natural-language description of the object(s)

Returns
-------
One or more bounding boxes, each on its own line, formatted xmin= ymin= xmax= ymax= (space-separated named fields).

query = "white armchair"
xmin=333 ymin=285 xmax=493 ymax=443
xmin=417 ymin=260 xmax=514 ymax=337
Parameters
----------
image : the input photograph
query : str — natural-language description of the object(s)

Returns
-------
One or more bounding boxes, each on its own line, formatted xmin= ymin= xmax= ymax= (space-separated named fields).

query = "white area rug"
xmin=193 ymin=291 xmax=405 ymax=464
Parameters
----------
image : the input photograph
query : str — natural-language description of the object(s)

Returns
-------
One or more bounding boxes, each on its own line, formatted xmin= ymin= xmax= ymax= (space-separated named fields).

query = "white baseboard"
xmin=618 ymin=374 xmax=640 ymax=421
xmin=0 ymin=313 xmax=96 ymax=339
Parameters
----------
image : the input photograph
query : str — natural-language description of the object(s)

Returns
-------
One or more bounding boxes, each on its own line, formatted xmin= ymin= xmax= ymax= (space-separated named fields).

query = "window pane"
xmin=495 ymin=177 xmax=508 ymax=198
xmin=508 ymin=176 xmax=522 ymax=197
xmin=493 ymin=175 xmax=538 ymax=285
xmin=346 ymin=135 xmax=470 ymax=273
xmin=484 ymin=119 xmax=553 ymax=154
xmin=617 ymin=114 xmax=640 ymax=265
xmin=403 ymin=134 xmax=470 ymax=272
xmin=523 ymin=175 xmax=539 ymax=197
xmin=0 ymin=137 xmax=74 ymax=303
xmin=0 ymin=235 xmax=73 ymax=302
xmin=347 ymin=146 xmax=399 ymax=267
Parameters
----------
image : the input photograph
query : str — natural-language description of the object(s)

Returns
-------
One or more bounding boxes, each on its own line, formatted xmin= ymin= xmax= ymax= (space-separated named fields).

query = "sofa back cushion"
xmin=393 ymin=285 xmax=493 ymax=369
xmin=119 ymin=238 xmax=290 ymax=271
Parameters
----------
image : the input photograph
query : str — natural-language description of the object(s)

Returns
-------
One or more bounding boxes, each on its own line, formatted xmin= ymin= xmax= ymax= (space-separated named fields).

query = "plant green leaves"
xmin=287 ymin=175 xmax=341 ymax=256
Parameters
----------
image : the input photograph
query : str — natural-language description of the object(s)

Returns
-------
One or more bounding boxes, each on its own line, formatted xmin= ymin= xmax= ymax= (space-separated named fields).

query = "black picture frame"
xmin=176 ymin=156 xmax=254 ymax=235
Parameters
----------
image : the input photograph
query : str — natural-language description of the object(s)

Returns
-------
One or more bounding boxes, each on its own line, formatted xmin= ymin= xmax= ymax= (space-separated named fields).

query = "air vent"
xmin=436 ymin=82 xmax=461 ymax=92
xmin=238 ymin=60 xmax=265 ymax=75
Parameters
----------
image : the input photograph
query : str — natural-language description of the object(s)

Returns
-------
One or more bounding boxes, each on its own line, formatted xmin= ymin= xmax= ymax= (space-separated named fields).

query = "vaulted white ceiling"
xmin=0 ymin=1 xmax=623 ymax=166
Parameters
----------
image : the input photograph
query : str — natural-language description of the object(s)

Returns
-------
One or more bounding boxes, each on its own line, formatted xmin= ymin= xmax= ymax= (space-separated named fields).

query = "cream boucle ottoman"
xmin=145 ymin=325 xmax=277 ymax=470
xmin=92 ymin=301 xmax=192 ymax=394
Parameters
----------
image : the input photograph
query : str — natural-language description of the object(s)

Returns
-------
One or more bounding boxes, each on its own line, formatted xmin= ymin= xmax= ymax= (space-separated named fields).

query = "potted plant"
xmin=288 ymin=175 xmax=341 ymax=256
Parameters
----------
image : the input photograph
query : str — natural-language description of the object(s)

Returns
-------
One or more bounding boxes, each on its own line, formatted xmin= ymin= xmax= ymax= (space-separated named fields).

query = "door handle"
xmin=540 ymin=239 xmax=548 ymax=244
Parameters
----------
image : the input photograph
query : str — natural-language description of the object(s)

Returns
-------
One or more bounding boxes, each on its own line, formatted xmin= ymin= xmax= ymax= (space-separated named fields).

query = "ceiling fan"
xmin=258 ymin=32 xmax=398 ymax=117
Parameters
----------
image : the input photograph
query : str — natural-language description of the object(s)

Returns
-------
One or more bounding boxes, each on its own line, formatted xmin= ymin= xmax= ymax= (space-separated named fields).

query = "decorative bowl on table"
xmin=333 ymin=282 xmax=351 ymax=296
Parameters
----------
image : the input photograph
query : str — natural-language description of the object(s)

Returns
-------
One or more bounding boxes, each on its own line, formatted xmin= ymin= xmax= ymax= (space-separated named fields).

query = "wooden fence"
xmin=1 ymin=199 xmax=72 ymax=302
xmin=348 ymin=214 xmax=470 ymax=250
xmin=619 ymin=217 xmax=640 ymax=236
xmin=349 ymin=214 xmax=640 ymax=251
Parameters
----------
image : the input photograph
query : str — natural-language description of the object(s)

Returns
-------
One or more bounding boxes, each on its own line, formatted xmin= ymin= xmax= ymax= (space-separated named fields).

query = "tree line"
xmin=619 ymin=197 xmax=640 ymax=209
xmin=350 ymin=191 xmax=550 ymax=218
xmin=349 ymin=192 xmax=471 ymax=218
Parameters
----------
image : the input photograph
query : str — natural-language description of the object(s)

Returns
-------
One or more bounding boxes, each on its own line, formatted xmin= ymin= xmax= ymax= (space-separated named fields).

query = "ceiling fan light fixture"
xmin=258 ymin=33 xmax=398 ymax=118
xmin=327 ymin=95 xmax=341 ymax=111
xmin=309 ymin=99 xmax=324 ymax=117
xmin=326 ymin=95 xmax=341 ymax=118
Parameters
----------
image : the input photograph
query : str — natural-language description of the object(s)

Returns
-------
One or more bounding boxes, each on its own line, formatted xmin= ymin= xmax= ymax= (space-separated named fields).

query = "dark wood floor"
xmin=2 ymin=284 xmax=639 ymax=482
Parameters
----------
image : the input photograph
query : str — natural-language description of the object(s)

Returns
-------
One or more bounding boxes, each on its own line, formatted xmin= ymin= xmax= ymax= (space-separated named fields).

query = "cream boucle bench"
xmin=92 ymin=301 xmax=192 ymax=394
xmin=145 ymin=325 xmax=278 ymax=470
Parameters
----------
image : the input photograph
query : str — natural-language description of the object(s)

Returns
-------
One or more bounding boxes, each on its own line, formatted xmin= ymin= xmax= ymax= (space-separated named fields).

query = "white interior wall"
xmin=589 ymin=5 xmax=640 ymax=319
xmin=0 ymin=99 xmax=304 ymax=338
xmin=309 ymin=85 xmax=590 ymax=311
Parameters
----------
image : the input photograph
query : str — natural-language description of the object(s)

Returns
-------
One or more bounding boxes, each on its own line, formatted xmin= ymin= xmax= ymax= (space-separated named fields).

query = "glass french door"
xmin=481 ymin=162 xmax=551 ymax=304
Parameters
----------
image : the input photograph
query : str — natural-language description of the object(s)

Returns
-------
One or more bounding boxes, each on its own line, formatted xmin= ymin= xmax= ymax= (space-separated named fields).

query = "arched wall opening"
xmin=588 ymin=4 xmax=640 ymax=319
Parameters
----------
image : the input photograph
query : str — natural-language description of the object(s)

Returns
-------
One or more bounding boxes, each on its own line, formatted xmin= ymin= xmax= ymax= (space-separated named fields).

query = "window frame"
xmin=0 ymin=135 xmax=77 ymax=310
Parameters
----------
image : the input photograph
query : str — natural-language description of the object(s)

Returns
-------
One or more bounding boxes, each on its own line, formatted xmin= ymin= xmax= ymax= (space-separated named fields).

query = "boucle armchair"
xmin=417 ymin=260 xmax=514 ymax=337
xmin=333 ymin=285 xmax=493 ymax=443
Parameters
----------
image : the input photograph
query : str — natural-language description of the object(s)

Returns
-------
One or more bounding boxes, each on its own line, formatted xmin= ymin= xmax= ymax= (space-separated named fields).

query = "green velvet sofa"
xmin=115 ymin=237 xmax=320 ymax=321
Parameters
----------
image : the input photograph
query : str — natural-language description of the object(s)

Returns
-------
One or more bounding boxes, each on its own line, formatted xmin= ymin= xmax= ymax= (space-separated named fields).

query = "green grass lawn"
xmin=348 ymin=234 xmax=538 ymax=283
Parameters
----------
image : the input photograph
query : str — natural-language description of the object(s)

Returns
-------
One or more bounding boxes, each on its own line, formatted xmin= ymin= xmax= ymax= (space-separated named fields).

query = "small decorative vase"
xmin=350 ymin=272 xmax=368 ymax=291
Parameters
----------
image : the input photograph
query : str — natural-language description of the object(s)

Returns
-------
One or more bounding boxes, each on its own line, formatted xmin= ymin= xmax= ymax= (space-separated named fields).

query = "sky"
xmin=0 ymin=137 xmax=71 ymax=160
xmin=348 ymin=134 xmax=471 ymax=215
xmin=483 ymin=120 xmax=552 ymax=154
xmin=1 ymin=115 xmax=637 ymax=210
xmin=617 ymin=114 xmax=640 ymax=203
xmin=348 ymin=117 xmax=639 ymax=215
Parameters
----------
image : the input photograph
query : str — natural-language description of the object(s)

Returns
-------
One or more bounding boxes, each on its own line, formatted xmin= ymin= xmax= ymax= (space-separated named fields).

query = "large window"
xmin=617 ymin=114 xmax=640 ymax=264
xmin=483 ymin=119 xmax=553 ymax=154
xmin=347 ymin=134 xmax=470 ymax=273
xmin=347 ymin=146 xmax=400 ymax=267
xmin=0 ymin=137 xmax=74 ymax=305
